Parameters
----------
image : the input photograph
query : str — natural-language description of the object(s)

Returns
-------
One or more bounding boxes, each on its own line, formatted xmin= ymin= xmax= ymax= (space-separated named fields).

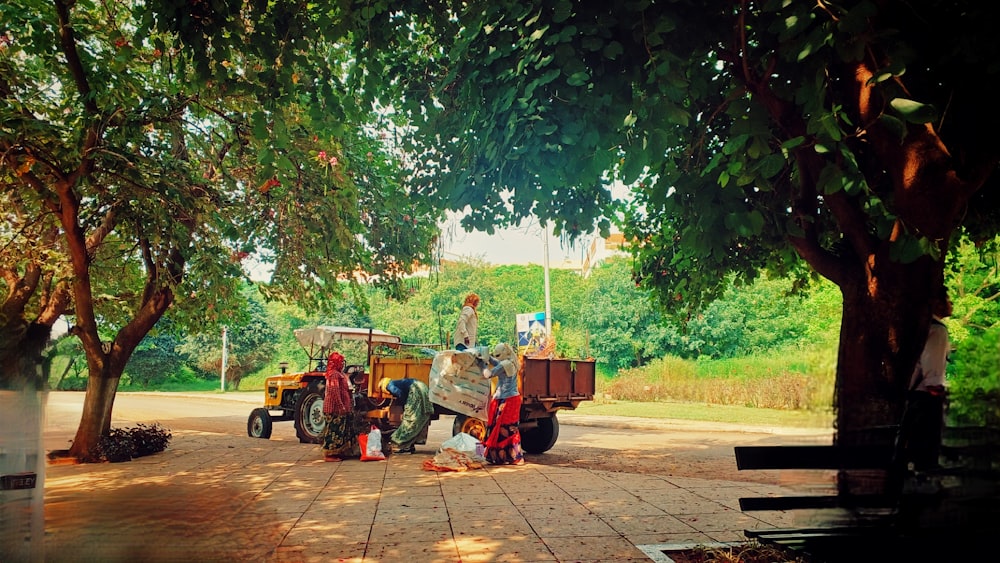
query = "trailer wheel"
xmin=452 ymin=415 xmax=487 ymax=441
xmin=521 ymin=415 xmax=559 ymax=454
xmin=247 ymin=408 xmax=273 ymax=439
xmin=294 ymin=383 xmax=326 ymax=444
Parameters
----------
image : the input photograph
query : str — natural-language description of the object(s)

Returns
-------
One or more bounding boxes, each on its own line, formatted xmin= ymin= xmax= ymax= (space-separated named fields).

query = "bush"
xmin=57 ymin=377 xmax=88 ymax=391
xmin=948 ymin=327 xmax=1000 ymax=426
xmin=97 ymin=423 xmax=172 ymax=463
xmin=605 ymin=351 xmax=834 ymax=411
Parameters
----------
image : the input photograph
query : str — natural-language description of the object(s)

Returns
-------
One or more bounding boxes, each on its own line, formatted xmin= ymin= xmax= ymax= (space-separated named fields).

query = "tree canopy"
xmin=0 ymin=0 xmax=438 ymax=459
xmin=356 ymin=0 xmax=1000 ymax=440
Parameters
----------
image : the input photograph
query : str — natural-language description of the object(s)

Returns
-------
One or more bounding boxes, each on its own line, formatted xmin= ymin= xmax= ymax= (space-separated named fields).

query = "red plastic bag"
xmin=359 ymin=426 xmax=386 ymax=461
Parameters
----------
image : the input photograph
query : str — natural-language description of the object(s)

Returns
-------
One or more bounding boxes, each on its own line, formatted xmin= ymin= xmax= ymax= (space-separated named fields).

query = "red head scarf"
xmin=326 ymin=351 xmax=346 ymax=374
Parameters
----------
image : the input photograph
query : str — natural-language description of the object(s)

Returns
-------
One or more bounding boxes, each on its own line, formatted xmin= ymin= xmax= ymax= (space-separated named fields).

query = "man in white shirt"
xmin=900 ymin=287 xmax=953 ymax=471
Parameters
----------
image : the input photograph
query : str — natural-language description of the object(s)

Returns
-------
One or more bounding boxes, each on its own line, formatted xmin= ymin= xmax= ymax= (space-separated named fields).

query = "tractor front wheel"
xmin=247 ymin=408 xmax=273 ymax=439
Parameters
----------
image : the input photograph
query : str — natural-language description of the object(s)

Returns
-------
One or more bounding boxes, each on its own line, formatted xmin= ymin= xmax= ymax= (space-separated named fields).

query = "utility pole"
xmin=543 ymin=229 xmax=552 ymax=337
xmin=220 ymin=326 xmax=228 ymax=393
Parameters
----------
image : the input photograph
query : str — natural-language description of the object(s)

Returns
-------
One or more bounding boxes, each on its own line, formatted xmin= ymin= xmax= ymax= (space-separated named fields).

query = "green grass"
xmin=571 ymin=398 xmax=833 ymax=428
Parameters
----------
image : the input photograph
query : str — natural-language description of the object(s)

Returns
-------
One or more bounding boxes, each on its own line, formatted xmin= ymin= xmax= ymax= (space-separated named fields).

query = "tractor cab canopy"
xmin=294 ymin=326 xmax=403 ymax=370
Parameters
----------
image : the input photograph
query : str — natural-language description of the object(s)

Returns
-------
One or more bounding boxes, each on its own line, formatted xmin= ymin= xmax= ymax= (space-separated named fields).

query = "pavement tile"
xmin=455 ymin=536 xmax=558 ymax=562
xmin=673 ymin=509 xmax=760 ymax=533
xmin=387 ymin=493 xmax=447 ymax=510
xmin=446 ymin=492 xmax=515 ymax=507
xmin=372 ymin=505 xmax=451 ymax=525
xmin=517 ymin=502 xmax=595 ymax=519
xmin=524 ymin=513 xmax=620 ymax=538
xmin=539 ymin=535 xmax=649 ymax=561
xmin=602 ymin=514 xmax=700 ymax=536
xmin=271 ymin=544 xmax=365 ymax=562
xmin=581 ymin=498 xmax=668 ymax=517
xmin=439 ymin=479 xmax=505 ymax=495
xmin=41 ymin=401 xmax=808 ymax=563
xmin=504 ymin=490 xmax=580 ymax=505
xmin=370 ymin=520 xmax=454 ymax=543
xmin=451 ymin=516 xmax=536 ymax=538
xmin=448 ymin=502 xmax=525 ymax=522
xmin=363 ymin=539 xmax=461 ymax=562
xmin=282 ymin=524 xmax=373 ymax=546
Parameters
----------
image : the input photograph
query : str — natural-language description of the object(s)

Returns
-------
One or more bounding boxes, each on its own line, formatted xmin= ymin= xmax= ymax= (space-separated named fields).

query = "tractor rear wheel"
xmin=452 ymin=415 xmax=487 ymax=441
xmin=294 ymin=383 xmax=326 ymax=444
xmin=520 ymin=415 xmax=559 ymax=454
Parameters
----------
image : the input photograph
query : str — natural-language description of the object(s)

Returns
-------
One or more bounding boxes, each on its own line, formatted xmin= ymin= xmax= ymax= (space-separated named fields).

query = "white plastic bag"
xmin=360 ymin=426 xmax=386 ymax=461
xmin=439 ymin=432 xmax=484 ymax=458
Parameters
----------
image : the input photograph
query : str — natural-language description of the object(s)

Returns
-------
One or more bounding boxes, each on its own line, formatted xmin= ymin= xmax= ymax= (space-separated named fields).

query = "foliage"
xmin=356 ymin=0 xmax=1000 ymax=437
xmin=1 ymin=1 xmax=440 ymax=458
xmin=97 ymin=423 xmax=172 ymax=463
xmin=124 ymin=330 xmax=186 ymax=388
xmin=579 ymin=256 xmax=683 ymax=369
xmin=176 ymin=291 xmax=277 ymax=389
xmin=948 ymin=326 xmax=1000 ymax=426
xmin=609 ymin=352 xmax=833 ymax=412
xmin=946 ymin=234 xmax=1000 ymax=343
xmin=687 ymin=277 xmax=831 ymax=359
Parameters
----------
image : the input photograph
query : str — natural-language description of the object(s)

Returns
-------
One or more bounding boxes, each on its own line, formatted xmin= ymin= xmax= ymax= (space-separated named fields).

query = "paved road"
xmin=45 ymin=391 xmax=832 ymax=483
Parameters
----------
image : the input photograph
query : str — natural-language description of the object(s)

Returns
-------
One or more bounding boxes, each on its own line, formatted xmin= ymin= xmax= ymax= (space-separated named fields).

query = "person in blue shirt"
xmin=379 ymin=377 xmax=433 ymax=454
xmin=481 ymin=343 xmax=524 ymax=465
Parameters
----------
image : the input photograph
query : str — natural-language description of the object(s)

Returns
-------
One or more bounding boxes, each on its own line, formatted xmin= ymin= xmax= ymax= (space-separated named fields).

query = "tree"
xmin=579 ymin=256 xmax=679 ymax=370
xmin=124 ymin=330 xmax=185 ymax=388
xmin=0 ymin=1 xmax=438 ymax=460
xmin=357 ymin=1 xmax=1000 ymax=445
xmin=177 ymin=293 xmax=276 ymax=389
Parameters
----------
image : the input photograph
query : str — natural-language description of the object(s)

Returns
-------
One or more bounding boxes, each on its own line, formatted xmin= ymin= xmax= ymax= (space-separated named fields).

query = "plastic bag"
xmin=428 ymin=351 xmax=490 ymax=419
xmin=360 ymin=426 xmax=386 ymax=461
xmin=439 ymin=432 xmax=484 ymax=460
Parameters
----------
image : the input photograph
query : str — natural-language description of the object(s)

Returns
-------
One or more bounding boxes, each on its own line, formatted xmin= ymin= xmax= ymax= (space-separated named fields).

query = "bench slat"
xmin=734 ymin=445 xmax=895 ymax=470
xmin=739 ymin=494 xmax=900 ymax=511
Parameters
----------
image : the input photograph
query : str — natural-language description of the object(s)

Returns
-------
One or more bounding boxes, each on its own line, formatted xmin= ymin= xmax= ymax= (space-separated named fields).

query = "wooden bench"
xmin=734 ymin=444 xmax=901 ymax=512
xmin=734 ymin=444 xmax=943 ymax=561
xmin=736 ymin=427 xmax=1000 ymax=560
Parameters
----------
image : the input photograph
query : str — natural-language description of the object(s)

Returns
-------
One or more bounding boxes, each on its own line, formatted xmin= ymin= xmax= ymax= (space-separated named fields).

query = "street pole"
xmin=543 ymin=229 xmax=552 ymax=338
xmin=220 ymin=326 xmax=228 ymax=393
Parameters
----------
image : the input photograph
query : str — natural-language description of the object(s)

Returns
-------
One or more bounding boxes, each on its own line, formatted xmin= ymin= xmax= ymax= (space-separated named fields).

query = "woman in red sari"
xmin=482 ymin=343 xmax=525 ymax=465
xmin=319 ymin=351 xmax=357 ymax=462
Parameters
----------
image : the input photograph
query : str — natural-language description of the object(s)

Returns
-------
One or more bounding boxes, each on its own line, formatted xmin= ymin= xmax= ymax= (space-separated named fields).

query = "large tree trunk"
xmin=65 ymin=286 xmax=175 ymax=462
xmin=68 ymin=363 xmax=122 ymax=462
xmin=834 ymin=250 xmax=943 ymax=493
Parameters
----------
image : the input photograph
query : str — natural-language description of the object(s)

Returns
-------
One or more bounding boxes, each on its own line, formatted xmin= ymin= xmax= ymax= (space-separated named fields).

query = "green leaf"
xmin=553 ymin=0 xmax=573 ymax=23
xmin=781 ymin=136 xmax=806 ymax=150
xmin=890 ymin=234 xmax=930 ymax=264
xmin=251 ymin=112 xmax=269 ymax=140
xmin=890 ymin=98 xmax=937 ymax=124
xmin=566 ymin=71 xmax=590 ymax=86
xmin=602 ymin=41 xmax=624 ymax=60
xmin=758 ymin=153 xmax=786 ymax=178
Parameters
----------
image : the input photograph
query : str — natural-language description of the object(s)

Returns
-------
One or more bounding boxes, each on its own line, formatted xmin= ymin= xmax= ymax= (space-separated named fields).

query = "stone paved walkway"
xmin=43 ymin=428 xmax=804 ymax=562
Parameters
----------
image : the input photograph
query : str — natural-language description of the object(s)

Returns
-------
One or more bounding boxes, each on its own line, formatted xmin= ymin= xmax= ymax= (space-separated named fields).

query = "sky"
xmin=436 ymin=214 xmax=605 ymax=267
